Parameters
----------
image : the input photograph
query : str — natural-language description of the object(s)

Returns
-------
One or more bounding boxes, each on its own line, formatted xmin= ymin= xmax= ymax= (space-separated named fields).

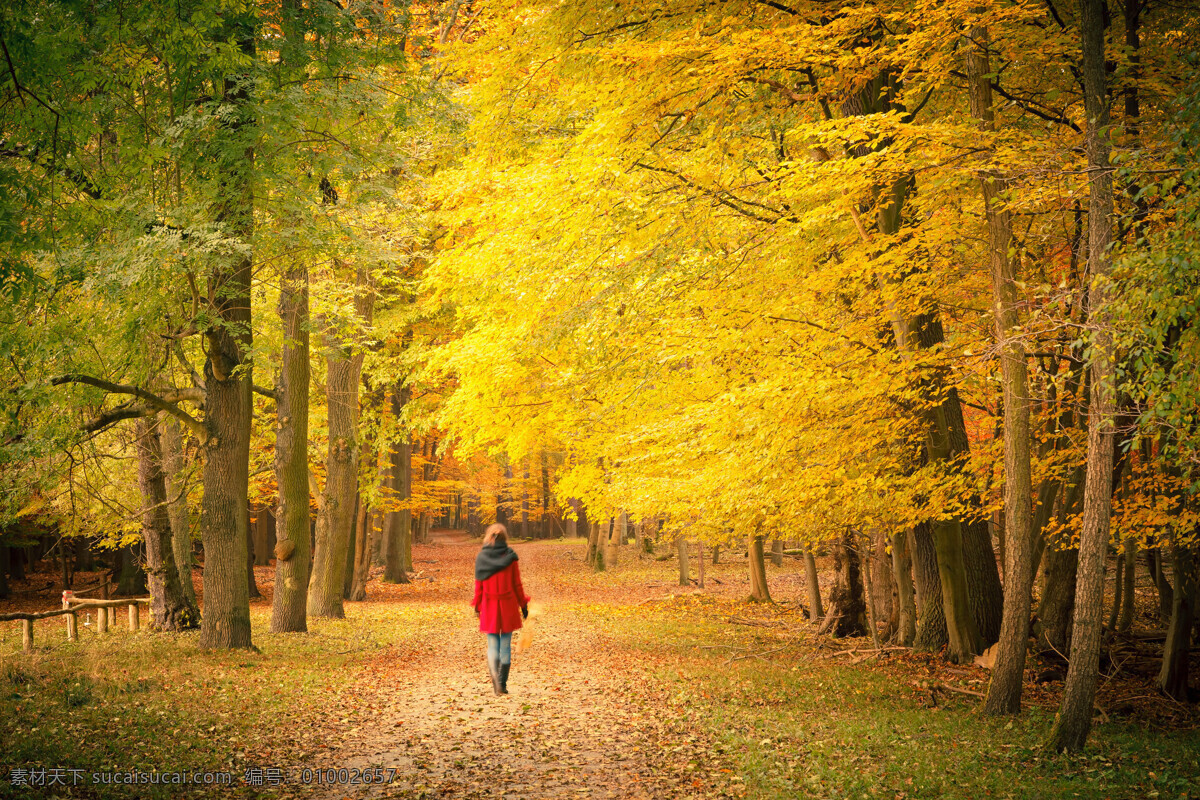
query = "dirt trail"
xmin=304 ymin=533 xmax=721 ymax=800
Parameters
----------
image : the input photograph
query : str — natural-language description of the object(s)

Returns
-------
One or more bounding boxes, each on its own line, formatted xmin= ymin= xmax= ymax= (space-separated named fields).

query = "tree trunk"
xmin=520 ymin=462 xmax=530 ymax=539
xmin=252 ymin=507 xmax=273 ymax=567
xmin=847 ymin=77 xmax=1003 ymax=654
xmin=343 ymin=494 xmax=359 ymax=600
xmin=871 ymin=529 xmax=896 ymax=641
xmin=712 ymin=545 xmax=720 ymax=565
xmin=383 ymin=386 xmax=411 ymax=584
xmin=747 ymin=534 xmax=772 ymax=603
xmin=822 ymin=530 xmax=865 ymax=636
xmin=116 ymin=543 xmax=147 ymax=596
xmin=1147 ymin=547 xmax=1173 ymax=620
xmin=605 ymin=516 xmax=620 ymax=570
xmin=802 ymin=546 xmax=824 ymax=623
xmin=697 ymin=541 xmax=705 ymax=589
xmin=892 ymin=530 xmax=916 ymax=646
xmin=159 ymin=416 xmax=196 ymax=606
xmin=198 ymin=12 xmax=255 ymax=650
xmin=246 ymin=505 xmax=261 ymax=599
xmin=349 ymin=496 xmax=372 ymax=602
xmin=76 ymin=537 xmax=95 ymax=573
xmin=677 ymin=537 xmax=689 ymax=587
xmin=912 ymin=521 xmax=949 ymax=652
xmin=771 ymin=538 xmax=784 ymax=567
xmin=0 ymin=546 xmax=8 ymax=599
xmin=1037 ymin=545 xmax=1078 ymax=659
xmin=135 ymin=418 xmax=198 ymax=630
xmin=590 ymin=522 xmax=605 ymax=572
xmin=541 ymin=453 xmax=551 ymax=539
xmin=1049 ymin=0 xmax=1115 ymax=752
xmin=966 ymin=20 xmax=1035 ymax=711
xmin=270 ymin=250 xmax=311 ymax=633
xmin=1108 ymin=548 xmax=1124 ymax=633
xmin=1158 ymin=545 xmax=1195 ymax=701
xmin=1118 ymin=539 xmax=1136 ymax=633
xmin=862 ymin=537 xmax=883 ymax=649
xmin=308 ymin=268 xmax=373 ymax=618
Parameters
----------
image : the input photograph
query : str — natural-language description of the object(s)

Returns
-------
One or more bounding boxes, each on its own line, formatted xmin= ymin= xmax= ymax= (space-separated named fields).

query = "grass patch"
xmin=0 ymin=605 xmax=440 ymax=799
xmin=600 ymin=606 xmax=1200 ymax=800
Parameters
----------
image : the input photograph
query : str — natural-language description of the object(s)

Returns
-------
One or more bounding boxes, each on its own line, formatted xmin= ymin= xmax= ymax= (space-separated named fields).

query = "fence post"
xmin=128 ymin=603 xmax=138 ymax=633
xmin=62 ymin=591 xmax=77 ymax=642
xmin=98 ymin=605 xmax=108 ymax=634
xmin=21 ymin=619 xmax=33 ymax=652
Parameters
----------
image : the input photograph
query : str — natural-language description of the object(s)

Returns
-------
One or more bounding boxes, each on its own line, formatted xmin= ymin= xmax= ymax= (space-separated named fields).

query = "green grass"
xmin=0 ymin=605 xmax=432 ymax=799
xmin=599 ymin=607 xmax=1200 ymax=800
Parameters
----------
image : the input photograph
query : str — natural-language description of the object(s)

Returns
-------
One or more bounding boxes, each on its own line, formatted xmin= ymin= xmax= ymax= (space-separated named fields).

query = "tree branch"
xmin=51 ymin=375 xmax=207 ymax=440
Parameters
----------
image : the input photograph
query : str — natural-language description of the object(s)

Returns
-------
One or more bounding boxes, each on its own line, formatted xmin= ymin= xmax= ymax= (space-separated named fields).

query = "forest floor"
xmin=2 ymin=532 xmax=1200 ymax=799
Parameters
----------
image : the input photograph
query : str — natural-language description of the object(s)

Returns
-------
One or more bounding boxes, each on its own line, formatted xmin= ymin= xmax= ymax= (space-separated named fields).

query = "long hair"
xmin=483 ymin=522 xmax=508 ymax=547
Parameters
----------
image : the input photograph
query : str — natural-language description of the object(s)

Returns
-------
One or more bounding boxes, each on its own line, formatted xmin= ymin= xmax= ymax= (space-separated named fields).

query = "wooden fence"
xmin=2 ymin=593 xmax=151 ymax=652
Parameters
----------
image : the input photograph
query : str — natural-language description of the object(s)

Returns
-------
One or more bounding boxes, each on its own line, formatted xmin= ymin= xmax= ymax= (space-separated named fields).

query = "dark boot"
xmin=499 ymin=663 xmax=510 ymax=694
xmin=487 ymin=658 xmax=502 ymax=695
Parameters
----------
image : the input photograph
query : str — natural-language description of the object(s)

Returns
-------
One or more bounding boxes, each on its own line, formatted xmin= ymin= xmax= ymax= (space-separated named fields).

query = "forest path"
xmin=301 ymin=532 xmax=720 ymax=800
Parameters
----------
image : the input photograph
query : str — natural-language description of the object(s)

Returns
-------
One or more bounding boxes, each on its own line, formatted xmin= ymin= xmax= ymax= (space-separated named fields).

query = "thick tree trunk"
xmin=1158 ymin=545 xmax=1195 ymax=701
xmin=747 ymin=534 xmax=772 ymax=603
xmin=1049 ymin=0 xmax=1115 ymax=752
xmin=912 ymin=521 xmax=949 ymax=652
xmin=159 ymin=416 xmax=196 ymax=606
xmin=308 ymin=269 xmax=373 ymax=618
xmin=198 ymin=14 xmax=255 ymax=651
xmin=605 ymin=515 xmax=621 ymax=569
xmin=697 ymin=541 xmax=706 ymax=588
xmin=677 ymin=537 xmax=690 ymax=586
xmin=135 ymin=418 xmax=198 ymax=631
xmin=253 ymin=507 xmax=274 ymax=567
xmin=892 ymin=530 xmax=916 ymax=646
xmin=822 ymin=530 xmax=866 ymax=636
xmin=771 ymin=539 xmax=784 ymax=567
xmin=270 ymin=254 xmax=311 ymax=633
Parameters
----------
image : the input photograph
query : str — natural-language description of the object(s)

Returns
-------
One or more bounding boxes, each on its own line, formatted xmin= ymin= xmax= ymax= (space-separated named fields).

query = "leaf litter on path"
xmin=286 ymin=535 xmax=740 ymax=800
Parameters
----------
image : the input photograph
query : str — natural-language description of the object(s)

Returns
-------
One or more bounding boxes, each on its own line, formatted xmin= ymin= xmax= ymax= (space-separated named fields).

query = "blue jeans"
xmin=486 ymin=632 xmax=513 ymax=665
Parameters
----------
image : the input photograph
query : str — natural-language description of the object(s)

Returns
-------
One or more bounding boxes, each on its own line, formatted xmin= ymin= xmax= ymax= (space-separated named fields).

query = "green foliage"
xmin=1114 ymin=62 xmax=1200 ymax=490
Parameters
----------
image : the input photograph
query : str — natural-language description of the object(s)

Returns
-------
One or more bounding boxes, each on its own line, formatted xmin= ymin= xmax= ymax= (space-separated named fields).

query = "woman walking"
xmin=471 ymin=523 xmax=530 ymax=695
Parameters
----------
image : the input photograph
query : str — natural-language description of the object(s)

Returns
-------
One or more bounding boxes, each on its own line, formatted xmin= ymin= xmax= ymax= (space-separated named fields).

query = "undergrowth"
xmin=600 ymin=600 xmax=1200 ymax=800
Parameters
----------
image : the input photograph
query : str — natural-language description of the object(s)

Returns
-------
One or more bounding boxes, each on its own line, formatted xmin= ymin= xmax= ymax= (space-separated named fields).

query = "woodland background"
xmin=2 ymin=0 xmax=1200 ymax=783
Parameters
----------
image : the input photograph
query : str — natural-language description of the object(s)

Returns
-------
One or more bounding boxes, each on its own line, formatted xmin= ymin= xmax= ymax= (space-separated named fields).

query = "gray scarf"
xmin=475 ymin=543 xmax=518 ymax=581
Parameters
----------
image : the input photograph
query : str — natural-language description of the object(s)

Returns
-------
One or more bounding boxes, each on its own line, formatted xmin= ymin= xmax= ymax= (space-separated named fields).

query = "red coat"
xmin=471 ymin=561 xmax=530 ymax=634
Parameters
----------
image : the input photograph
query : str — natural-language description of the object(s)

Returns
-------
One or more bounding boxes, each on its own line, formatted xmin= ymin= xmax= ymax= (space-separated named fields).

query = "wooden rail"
xmin=3 ymin=596 xmax=151 ymax=652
